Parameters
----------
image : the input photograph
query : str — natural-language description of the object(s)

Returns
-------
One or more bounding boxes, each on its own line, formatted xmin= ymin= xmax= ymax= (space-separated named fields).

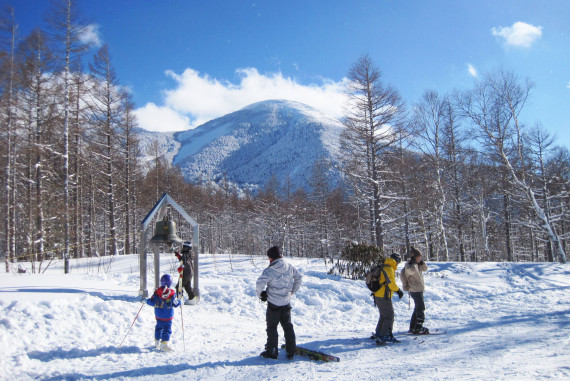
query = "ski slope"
xmin=1 ymin=254 xmax=569 ymax=380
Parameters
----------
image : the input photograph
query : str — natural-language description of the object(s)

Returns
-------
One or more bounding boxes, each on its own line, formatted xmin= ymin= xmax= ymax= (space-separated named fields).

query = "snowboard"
xmin=281 ymin=344 xmax=340 ymax=362
xmin=406 ymin=329 xmax=446 ymax=335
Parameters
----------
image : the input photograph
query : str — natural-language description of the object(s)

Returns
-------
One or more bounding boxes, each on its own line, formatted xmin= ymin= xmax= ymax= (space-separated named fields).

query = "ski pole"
xmin=180 ymin=298 xmax=186 ymax=351
xmin=119 ymin=302 xmax=145 ymax=346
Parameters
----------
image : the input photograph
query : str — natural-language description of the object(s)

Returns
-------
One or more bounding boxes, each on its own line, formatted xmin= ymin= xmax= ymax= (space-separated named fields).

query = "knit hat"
xmin=267 ymin=246 xmax=282 ymax=260
xmin=410 ymin=246 xmax=422 ymax=259
xmin=390 ymin=253 xmax=401 ymax=263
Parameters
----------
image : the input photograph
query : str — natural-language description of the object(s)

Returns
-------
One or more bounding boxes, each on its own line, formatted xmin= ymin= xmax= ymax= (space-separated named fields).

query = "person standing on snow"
xmin=401 ymin=246 xmax=429 ymax=334
xmin=176 ymin=241 xmax=196 ymax=304
xmin=256 ymin=246 xmax=302 ymax=360
xmin=146 ymin=274 xmax=181 ymax=351
xmin=374 ymin=253 xmax=404 ymax=344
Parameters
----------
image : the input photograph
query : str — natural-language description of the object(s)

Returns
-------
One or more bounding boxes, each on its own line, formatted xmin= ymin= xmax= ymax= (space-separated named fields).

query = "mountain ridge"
xmin=138 ymin=99 xmax=345 ymax=193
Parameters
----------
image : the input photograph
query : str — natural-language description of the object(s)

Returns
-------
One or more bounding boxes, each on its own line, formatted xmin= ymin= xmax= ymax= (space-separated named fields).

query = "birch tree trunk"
xmin=48 ymin=0 xmax=90 ymax=271
xmin=2 ymin=8 xmax=17 ymax=272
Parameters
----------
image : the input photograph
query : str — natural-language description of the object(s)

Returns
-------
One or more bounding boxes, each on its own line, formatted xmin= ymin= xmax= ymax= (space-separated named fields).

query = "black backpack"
xmin=365 ymin=264 xmax=384 ymax=292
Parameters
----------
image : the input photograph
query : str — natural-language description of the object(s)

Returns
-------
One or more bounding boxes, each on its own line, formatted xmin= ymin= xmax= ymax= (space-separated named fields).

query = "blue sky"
xmin=6 ymin=0 xmax=570 ymax=149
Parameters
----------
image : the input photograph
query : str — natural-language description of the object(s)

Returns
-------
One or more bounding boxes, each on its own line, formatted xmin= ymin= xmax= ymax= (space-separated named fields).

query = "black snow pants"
xmin=266 ymin=302 xmax=296 ymax=355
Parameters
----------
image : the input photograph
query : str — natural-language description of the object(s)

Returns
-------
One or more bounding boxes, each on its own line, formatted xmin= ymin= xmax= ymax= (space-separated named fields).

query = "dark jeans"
xmin=374 ymin=296 xmax=394 ymax=337
xmin=154 ymin=319 xmax=173 ymax=341
xmin=409 ymin=292 xmax=426 ymax=330
xmin=266 ymin=302 xmax=296 ymax=355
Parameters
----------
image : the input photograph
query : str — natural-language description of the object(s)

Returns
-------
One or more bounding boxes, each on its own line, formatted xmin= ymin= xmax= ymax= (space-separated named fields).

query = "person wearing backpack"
xmin=401 ymin=246 xmax=429 ymax=334
xmin=373 ymin=253 xmax=404 ymax=344
xmin=256 ymin=246 xmax=303 ymax=360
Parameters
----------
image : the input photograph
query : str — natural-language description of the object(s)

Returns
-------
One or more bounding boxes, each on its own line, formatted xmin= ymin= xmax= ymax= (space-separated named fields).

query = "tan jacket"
xmin=401 ymin=261 xmax=428 ymax=292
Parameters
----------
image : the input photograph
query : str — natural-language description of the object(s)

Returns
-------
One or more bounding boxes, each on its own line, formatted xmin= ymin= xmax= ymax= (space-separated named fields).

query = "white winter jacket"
xmin=401 ymin=261 xmax=428 ymax=292
xmin=256 ymin=258 xmax=302 ymax=306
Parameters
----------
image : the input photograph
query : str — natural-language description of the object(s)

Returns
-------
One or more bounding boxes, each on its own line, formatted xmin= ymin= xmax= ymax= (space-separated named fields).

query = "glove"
xmin=397 ymin=289 xmax=404 ymax=299
xmin=260 ymin=290 xmax=268 ymax=302
xmin=419 ymin=260 xmax=425 ymax=266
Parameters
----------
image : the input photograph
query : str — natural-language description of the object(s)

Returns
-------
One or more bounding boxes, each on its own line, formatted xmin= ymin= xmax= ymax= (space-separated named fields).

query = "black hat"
xmin=182 ymin=240 xmax=192 ymax=253
xmin=390 ymin=253 xmax=401 ymax=263
xmin=267 ymin=246 xmax=282 ymax=260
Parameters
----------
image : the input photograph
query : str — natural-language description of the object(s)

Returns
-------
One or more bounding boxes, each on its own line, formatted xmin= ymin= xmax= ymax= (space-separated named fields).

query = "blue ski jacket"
xmin=146 ymin=287 xmax=181 ymax=321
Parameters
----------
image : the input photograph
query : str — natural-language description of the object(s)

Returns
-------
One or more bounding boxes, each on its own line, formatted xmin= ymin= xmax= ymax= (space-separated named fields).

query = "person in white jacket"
xmin=401 ymin=246 xmax=429 ymax=334
xmin=256 ymin=246 xmax=302 ymax=360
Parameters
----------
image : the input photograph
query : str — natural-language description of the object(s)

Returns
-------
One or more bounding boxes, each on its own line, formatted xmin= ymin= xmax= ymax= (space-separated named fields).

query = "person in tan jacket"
xmin=401 ymin=246 xmax=429 ymax=334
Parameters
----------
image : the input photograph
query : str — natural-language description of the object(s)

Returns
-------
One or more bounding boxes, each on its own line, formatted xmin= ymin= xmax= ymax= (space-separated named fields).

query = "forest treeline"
xmin=1 ymin=2 xmax=568 ymax=273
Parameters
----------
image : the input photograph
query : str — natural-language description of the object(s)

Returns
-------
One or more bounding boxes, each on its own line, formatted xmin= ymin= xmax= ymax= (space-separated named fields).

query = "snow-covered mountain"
xmin=135 ymin=128 xmax=180 ymax=168
xmin=138 ymin=100 xmax=345 ymax=193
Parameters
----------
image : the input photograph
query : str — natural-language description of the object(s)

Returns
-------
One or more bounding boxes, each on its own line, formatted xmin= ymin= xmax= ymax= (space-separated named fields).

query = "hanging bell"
xmin=150 ymin=216 xmax=183 ymax=245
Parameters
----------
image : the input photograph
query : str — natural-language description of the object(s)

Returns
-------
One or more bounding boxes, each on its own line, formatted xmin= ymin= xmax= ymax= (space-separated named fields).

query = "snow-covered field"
xmin=1 ymin=253 xmax=569 ymax=380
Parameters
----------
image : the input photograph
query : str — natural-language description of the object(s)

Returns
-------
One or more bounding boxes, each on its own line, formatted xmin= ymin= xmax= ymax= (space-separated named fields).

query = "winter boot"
xmin=260 ymin=346 xmax=278 ymax=359
xmin=375 ymin=335 xmax=390 ymax=345
xmin=415 ymin=327 xmax=430 ymax=334
xmin=388 ymin=333 xmax=401 ymax=343
xmin=160 ymin=341 xmax=173 ymax=352
xmin=411 ymin=323 xmax=429 ymax=334
xmin=154 ymin=339 xmax=161 ymax=350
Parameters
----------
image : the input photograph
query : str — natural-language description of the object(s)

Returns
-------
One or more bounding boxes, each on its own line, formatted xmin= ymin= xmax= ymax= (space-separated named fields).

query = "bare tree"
xmin=18 ymin=28 xmax=59 ymax=265
xmin=1 ymin=7 xmax=17 ymax=271
xmin=340 ymin=54 xmax=406 ymax=250
xmin=89 ymin=44 xmax=120 ymax=256
xmin=118 ymin=90 xmax=139 ymax=255
xmin=69 ymin=68 xmax=90 ymax=259
xmin=47 ymin=0 xmax=91 ymax=272
xmin=527 ymin=125 xmax=563 ymax=261
xmin=442 ymin=98 xmax=468 ymax=261
xmin=412 ymin=90 xmax=450 ymax=260
xmin=457 ymin=68 xmax=566 ymax=263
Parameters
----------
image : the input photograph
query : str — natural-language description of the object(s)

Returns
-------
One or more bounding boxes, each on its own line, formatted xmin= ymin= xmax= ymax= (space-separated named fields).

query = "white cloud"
xmin=491 ymin=21 xmax=542 ymax=48
xmin=136 ymin=67 xmax=348 ymax=132
xmin=567 ymin=82 xmax=570 ymax=90
xmin=135 ymin=103 xmax=192 ymax=132
xmin=79 ymin=24 xmax=102 ymax=47
xmin=467 ymin=63 xmax=477 ymax=78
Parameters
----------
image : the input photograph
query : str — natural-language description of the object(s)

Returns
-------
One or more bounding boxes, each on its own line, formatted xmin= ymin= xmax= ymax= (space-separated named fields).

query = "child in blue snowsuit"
xmin=146 ymin=274 xmax=181 ymax=351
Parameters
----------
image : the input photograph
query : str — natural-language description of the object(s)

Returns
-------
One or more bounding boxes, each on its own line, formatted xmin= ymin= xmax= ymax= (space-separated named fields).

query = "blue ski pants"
xmin=154 ymin=319 xmax=173 ymax=341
